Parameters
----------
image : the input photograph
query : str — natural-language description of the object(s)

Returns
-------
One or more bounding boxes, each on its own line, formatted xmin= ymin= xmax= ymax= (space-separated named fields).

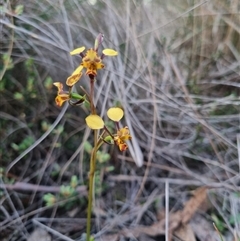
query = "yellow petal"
xmin=72 ymin=65 xmax=83 ymax=75
xmin=66 ymin=73 xmax=82 ymax=86
xmin=102 ymin=49 xmax=118 ymax=56
xmin=119 ymin=142 xmax=128 ymax=151
xmin=66 ymin=66 xmax=83 ymax=86
xmin=70 ymin=46 xmax=86 ymax=55
xmin=53 ymin=82 xmax=62 ymax=89
xmin=119 ymin=127 xmax=132 ymax=141
xmin=85 ymin=114 xmax=104 ymax=130
xmin=107 ymin=107 xmax=124 ymax=121
xmin=53 ymin=82 xmax=63 ymax=93
xmin=55 ymin=94 xmax=69 ymax=107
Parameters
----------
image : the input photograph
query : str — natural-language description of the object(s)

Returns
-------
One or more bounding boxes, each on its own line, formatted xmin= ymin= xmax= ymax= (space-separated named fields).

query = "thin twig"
xmin=0 ymin=182 xmax=87 ymax=194
xmin=33 ymin=219 xmax=75 ymax=241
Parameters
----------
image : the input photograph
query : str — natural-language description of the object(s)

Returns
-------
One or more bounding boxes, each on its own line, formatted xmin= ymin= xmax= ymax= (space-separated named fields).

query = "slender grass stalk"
xmin=213 ymin=223 xmax=224 ymax=241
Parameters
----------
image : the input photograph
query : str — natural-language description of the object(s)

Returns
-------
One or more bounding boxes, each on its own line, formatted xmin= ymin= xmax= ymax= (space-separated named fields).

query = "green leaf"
xmin=70 ymin=175 xmax=78 ymax=188
xmin=43 ymin=193 xmax=56 ymax=206
xmin=44 ymin=77 xmax=53 ymax=90
xmin=13 ymin=92 xmax=24 ymax=101
xmin=15 ymin=5 xmax=24 ymax=15
xmin=84 ymin=141 xmax=92 ymax=153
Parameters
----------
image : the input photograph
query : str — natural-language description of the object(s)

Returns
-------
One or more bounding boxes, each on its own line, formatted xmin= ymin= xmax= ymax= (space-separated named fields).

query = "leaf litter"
xmin=96 ymin=187 xmax=208 ymax=241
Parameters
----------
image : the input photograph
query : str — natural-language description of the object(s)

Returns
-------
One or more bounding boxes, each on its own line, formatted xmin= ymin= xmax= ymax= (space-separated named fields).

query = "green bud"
xmin=104 ymin=135 xmax=114 ymax=144
xmin=94 ymin=33 xmax=104 ymax=51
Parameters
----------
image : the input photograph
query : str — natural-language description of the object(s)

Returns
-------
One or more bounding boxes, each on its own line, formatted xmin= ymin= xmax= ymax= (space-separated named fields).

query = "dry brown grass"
xmin=0 ymin=0 xmax=240 ymax=240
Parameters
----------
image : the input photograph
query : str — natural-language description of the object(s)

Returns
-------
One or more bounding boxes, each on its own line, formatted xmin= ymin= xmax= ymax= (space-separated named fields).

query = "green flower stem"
xmin=104 ymin=125 xmax=114 ymax=139
xmin=96 ymin=129 xmax=113 ymax=148
xmin=86 ymin=129 xmax=98 ymax=241
xmin=90 ymin=79 xmax=96 ymax=114
xmin=96 ymin=139 xmax=104 ymax=152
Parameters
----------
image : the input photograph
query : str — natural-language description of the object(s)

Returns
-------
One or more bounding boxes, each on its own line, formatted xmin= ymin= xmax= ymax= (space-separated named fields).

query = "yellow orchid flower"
xmin=114 ymin=126 xmax=132 ymax=151
xmin=81 ymin=49 xmax=104 ymax=77
xmin=69 ymin=33 xmax=118 ymax=80
xmin=53 ymin=82 xmax=86 ymax=107
xmin=53 ymin=82 xmax=70 ymax=107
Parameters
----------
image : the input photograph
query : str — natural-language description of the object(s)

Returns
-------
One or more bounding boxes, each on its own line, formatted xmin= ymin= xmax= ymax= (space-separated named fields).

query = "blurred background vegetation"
xmin=0 ymin=0 xmax=240 ymax=240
